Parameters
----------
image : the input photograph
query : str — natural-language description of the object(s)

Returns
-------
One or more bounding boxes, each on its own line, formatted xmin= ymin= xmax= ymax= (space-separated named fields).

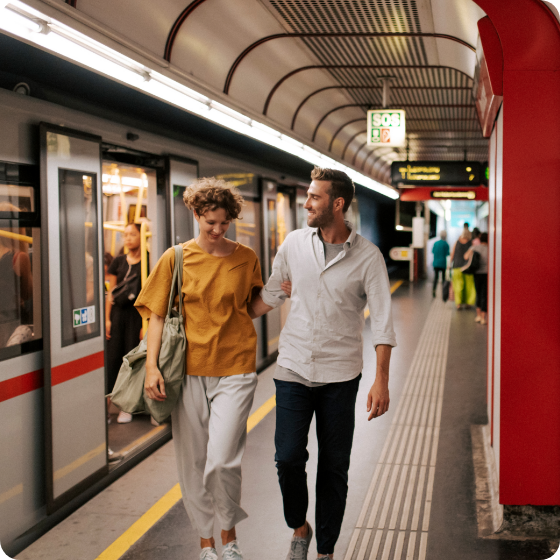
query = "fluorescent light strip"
xmin=0 ymin=2 xmax=398 ymax=199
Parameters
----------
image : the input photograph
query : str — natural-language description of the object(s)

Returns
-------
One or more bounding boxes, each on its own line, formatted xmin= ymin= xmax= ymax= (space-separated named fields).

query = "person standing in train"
xmin=249 ymin=167 xmax=396 ymax=560
xmin=105 ymin=222 xmax=144 ymax=424
xmin=135 ymin=179 xmax=263 ymax=560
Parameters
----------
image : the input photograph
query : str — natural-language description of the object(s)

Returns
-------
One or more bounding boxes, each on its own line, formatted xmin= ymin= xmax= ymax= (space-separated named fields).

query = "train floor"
xmin=14 ymin=281 xmax=558 ymax=560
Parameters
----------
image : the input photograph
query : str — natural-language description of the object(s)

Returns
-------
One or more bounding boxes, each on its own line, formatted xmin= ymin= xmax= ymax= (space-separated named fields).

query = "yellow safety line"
xmin=118 ymin=425 xmax=167 ymax=456
xmin=0 ymin=483 xmax=23 ymax=505
xmin=95 ymin=395 xmax=277 ymax=560
xmin=54 ymin=443 xmax=106 ymax=482
xmin=364 ymin=280 xmax=404 ymax=319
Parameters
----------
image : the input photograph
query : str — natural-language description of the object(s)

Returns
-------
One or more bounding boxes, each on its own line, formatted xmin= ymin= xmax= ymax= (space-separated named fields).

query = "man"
xmin=249 ymin=167 xmax=396 ymax=559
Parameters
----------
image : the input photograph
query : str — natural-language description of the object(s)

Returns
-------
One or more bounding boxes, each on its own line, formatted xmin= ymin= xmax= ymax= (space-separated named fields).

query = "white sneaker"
xmin=200 ymin=547 xmax=218 ymax=560
xmin=222 ymin=541 xmax=243 ymax=560
xmin=117 ymin=411 xmax=133 ymax=424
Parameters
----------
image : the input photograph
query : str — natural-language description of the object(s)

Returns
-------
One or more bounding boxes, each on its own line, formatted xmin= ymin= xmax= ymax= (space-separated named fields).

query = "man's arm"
xmin=367 ymin=344 xmax=392 ymax=420
xmin=248 ymin=290 xmax=274 ymax=318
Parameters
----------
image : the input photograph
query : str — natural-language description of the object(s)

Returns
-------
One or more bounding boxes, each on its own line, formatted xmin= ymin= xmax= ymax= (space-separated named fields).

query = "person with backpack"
xmin=432 ymin=230 xmax=450 ymax=298
xmin=464 ymin=232 xmax=489 ymax=324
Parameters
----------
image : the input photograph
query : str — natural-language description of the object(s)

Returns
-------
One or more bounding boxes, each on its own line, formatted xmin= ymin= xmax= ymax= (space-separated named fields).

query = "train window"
xmin=0 ymin=163 xmax=42 ymax=361
xmin=59 ymin=170 xmax=101 ymax=347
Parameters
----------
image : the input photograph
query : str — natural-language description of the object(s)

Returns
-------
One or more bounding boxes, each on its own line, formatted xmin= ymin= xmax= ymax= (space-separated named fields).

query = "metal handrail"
xmin=0 ymin=230 xmax=33 ymax=244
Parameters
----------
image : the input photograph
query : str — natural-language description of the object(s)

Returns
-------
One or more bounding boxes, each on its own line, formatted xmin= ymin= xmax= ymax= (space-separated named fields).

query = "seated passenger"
xmin=0 ymin=203 xmax=33 ymax=348
xmin=135 ymin=178 xmax=263 ymax=560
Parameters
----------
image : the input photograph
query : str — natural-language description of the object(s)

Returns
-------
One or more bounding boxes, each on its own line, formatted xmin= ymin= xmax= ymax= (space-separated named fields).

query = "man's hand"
xmin=281 ymin=281 xmax=292 ymax=297
xmin=367 ymin=344 xmax=392 ymax=420
xmin=367 ymin=379 xmax=390 ymax=420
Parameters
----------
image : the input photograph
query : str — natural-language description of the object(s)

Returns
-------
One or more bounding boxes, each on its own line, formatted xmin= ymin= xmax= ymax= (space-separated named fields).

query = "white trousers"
xmin=171 ymin=372 xmax=258 ymax=538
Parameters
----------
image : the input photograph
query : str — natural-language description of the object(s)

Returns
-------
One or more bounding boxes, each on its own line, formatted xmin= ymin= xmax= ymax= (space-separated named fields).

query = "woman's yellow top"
xmin=135 ymin=241 xmax=263 ymax=377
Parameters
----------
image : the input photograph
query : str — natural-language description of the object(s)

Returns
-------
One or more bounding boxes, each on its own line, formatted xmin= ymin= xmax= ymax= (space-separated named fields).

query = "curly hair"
xmin=183 ymin=177 xmax=244 ymax=220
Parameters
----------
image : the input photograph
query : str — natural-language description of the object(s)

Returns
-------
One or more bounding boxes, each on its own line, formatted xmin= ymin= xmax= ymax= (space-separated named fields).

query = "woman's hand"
xmin=105 ymin=320 xmax=111 ymax=340
xmin=281 ymin=281 xmax=292 ymax=297
xmin=145 ymin=365 xmax=166 ymax=401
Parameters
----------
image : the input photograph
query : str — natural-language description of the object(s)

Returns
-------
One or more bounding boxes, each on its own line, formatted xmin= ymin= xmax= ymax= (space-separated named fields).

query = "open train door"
xmin=40 ymin=124 xmax=107 ymax=513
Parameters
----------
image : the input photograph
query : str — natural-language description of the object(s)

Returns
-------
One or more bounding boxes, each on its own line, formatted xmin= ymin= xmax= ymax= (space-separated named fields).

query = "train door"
xmin=39 ymin=124 xmax=107 ymax=512
xmin=262 ymin=180 xmax=282 ymax=356
xmin=276 ymin=187 xmax=295 ymax=330
xmin=168 ymin=156 xmax=198 ymax=244
xmin=101 ymin=147 xmax=170 ymax=461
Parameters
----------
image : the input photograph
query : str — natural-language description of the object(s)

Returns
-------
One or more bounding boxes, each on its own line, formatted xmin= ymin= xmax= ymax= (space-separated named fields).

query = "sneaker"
xmin=200 ymin=548 xmax=218 ymax=560
xmin=475 ymin=316 xmax=481 ymax=323
xmin=151 ymin=416 xmax=161 ymax=427
xmin=222 ymin=541 xmax=243 ymax=560
xmin=117 ymin=411 xmax=133 ymax=424
xmin=286 ymin=523 xmax=313 ymax=560
xmin=481 ymin=318 xmax=487 ymax=325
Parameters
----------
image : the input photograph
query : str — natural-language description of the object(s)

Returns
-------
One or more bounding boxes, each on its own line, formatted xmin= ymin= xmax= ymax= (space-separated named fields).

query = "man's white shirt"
xmin=261 ymin=221 xmax=397 ymax=383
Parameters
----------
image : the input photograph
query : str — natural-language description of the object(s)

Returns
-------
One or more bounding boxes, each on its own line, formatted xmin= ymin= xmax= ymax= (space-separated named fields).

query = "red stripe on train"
xmin=51 ymin=351 xmax=104 ymax=386
xmin=0 ymin=370 xmax=43 ymax=403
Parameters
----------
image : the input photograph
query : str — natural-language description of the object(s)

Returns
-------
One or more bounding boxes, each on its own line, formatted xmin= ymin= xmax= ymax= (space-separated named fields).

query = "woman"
xmin=106 ymin=222 xmax=144 ymax=424
xmin=135 ymin=178 xmax=263 ymax=560
xmin=465 ymin=232 xmax=489 ymax=324
xmin=449 ymin=231 xmax=476 ymax=309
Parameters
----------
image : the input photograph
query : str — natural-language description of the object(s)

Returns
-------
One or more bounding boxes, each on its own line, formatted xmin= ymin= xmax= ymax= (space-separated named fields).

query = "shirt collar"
xmin=312 ymin=220 xmax=357 ymax=248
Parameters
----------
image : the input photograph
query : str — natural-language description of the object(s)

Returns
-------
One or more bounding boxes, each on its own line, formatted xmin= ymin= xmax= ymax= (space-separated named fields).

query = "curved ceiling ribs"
xmin=342 ymin=130 xmax=367 ymax=160
xmin=160 ymin=0 xmax=486 ymax=185
xmin=291 ymin=85 xmax=471 ymax=130
xmin=263 ymin=65 xmax=473 ymax=115
xmin=223 ymin=32 xmax=475 ymax=94
xmin=164 ymin=0 xmax=210 ymax=61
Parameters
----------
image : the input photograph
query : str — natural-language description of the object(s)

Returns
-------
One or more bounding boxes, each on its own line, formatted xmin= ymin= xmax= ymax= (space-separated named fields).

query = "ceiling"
xmin=62 ymin=0 xmax=488 ymax=186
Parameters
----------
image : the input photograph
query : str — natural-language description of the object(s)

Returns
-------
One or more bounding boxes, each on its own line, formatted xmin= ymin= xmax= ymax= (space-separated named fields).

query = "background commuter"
xmin=249 ymin=167 xmax=396 ymax=560
xmin=432 ymin=230 xmax=449 ymax=298
xmin=465 ymin=232 xmax=489 ymax=324
xmin=0 ymin=203 xmax=33 ymax=348
xmin=105 ymin=222 xmax=144 ymax=424
xmin=449 ymin=231 xmax=475 ymax=310
xmin=472 ymin=227 xmax=481 ymax=246
xmin=135 ymin=178 xmax=263 ymax=560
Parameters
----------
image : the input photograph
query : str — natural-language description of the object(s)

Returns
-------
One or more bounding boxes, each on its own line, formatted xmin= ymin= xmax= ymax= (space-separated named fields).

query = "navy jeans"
xmin=274 ymin=375 xmax=361 ymax=555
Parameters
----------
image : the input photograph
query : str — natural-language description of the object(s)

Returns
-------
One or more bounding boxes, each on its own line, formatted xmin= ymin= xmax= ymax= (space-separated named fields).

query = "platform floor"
xmin=15 ymin=281 xmax=557 ymax=560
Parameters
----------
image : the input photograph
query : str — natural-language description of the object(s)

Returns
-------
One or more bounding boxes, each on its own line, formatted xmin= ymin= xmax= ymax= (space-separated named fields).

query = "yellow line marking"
xmin=95 ymin=395 xmax=277 ymax=560
xmin=0 ymin=483 xmax=23 ymax=505
xmin=247 ymin=395 xmax=276 ymax=433
xmin=119 ymin=425 xmax=166 ymax=456
xmin=268 ymin=335 xmax=280 ymax=347
xmin=54 ymin=443 xmax=105 ymax=482
xmin=390 ymin=280 xmax=404 ymax=295
xmin=364 ymin=280 xmax=404 ymax=319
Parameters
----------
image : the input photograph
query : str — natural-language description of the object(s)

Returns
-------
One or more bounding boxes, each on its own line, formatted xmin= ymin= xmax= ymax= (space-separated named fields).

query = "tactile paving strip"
xmin=344 ymin=299 xmax=452 ymax=560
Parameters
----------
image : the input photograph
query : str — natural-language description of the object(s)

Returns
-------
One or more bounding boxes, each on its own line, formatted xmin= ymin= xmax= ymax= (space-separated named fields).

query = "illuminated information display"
xmin=391 ymin=161 xmax=482 ymax=186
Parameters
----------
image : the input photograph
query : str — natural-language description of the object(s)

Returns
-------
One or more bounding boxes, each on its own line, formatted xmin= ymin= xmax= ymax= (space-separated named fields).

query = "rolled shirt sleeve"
xmin=260 ymin=237 xmax=290 ymax=308
xmin=134 ymin=248 xmax=174 ymax=321
xmin=365 ymin=248 xmax=397 ymax=348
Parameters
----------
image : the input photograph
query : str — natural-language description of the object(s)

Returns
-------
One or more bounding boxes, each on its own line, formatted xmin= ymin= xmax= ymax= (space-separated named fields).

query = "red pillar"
xmin=473 ymin=0 xmax=560 ymax=505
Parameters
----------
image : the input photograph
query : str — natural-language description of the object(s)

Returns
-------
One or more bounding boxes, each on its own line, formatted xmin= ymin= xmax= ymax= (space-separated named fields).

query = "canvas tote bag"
xmin=110 ymin=244 xmax=186 ymax=423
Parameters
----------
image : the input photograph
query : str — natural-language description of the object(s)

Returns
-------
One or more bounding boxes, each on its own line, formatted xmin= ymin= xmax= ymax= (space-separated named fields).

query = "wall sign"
xmin=367 ymin=110 xmax=406 ymax=147
xmin=73 ymin=306 xmax=96 ymax=327
xmin=391 ymin=161 xmax=482 ymax=186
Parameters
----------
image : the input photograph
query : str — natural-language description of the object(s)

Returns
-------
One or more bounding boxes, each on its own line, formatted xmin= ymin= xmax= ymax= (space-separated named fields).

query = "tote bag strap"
xmin=166 ymin=244 xmax=184 ymax=319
